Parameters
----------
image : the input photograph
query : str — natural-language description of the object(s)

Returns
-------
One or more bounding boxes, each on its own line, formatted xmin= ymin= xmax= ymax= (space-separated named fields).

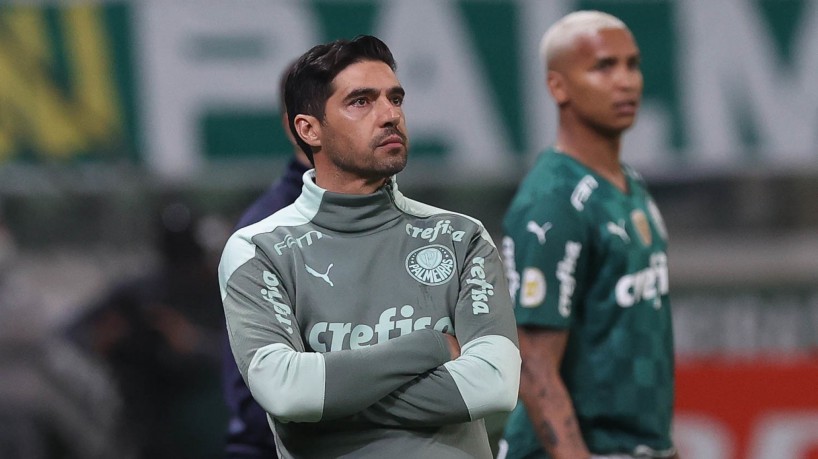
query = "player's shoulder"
xmin=623 ymin=163 xmax=647 ymax=185
xmin=509 ymin=151 xmax=591 ymax=213
xmin=519 ymin=150 xmax=593 ymax=195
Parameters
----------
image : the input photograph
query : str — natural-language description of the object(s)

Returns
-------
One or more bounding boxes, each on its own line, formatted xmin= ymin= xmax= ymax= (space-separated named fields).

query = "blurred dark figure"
xmin=1 ymin=204 xmax=128 ymax=458
xmin=68 ymin=201 xmax=228 ymax=459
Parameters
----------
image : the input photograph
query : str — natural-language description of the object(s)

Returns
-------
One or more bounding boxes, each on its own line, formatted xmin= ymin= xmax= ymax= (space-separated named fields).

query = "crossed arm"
xmin=222 ymin=237 xmax=520 ymax=426
xmin=236 ymin=310 xmax=518 ymax=426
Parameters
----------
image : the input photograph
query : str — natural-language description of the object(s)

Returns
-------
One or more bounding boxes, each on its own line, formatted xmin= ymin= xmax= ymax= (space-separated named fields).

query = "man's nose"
xmin=378 ymin=98 xmax=401 ymax=126
xmin=616 ymin=66 xmax=641 ymax=91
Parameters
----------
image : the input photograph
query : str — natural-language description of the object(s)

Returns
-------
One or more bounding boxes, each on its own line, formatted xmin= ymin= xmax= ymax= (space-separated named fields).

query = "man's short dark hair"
xmin=284 ymin=35 xmax=397 ymax=164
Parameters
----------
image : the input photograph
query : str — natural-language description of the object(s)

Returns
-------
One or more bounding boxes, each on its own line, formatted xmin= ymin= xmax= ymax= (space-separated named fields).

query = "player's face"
xmin=319 ymin=60 xmax=408 ymax=181
xmin=559 ymin=28 xmax=643 ymax=135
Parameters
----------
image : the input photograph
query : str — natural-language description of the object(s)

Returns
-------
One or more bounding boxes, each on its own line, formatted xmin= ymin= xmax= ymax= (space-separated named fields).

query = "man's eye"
xmin=352 ymin=98 xmax=368 ymax=107
xmin=391 ymin=96 xmax=404 ymax=106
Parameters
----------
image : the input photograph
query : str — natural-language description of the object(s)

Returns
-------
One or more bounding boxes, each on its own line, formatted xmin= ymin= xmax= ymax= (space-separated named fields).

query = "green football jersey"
xmin=500 ymin=148 xmax=675 ymax=458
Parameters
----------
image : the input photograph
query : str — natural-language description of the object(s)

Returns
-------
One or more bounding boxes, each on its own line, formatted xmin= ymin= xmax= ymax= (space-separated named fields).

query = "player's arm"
xmin=518 ymin=325 xmax=590 ymax=459
xmin=220 ymin=236 xmax=454 ymax=424
xmin=502 ymin=188 xmax=594 ymax=457
xmin=359 ymin=228 xmax=521 ymax=426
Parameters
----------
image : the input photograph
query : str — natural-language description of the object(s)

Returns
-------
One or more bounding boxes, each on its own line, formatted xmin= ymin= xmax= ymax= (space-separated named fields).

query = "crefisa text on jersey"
xmin=466 ymin=257 xmax=494 ymax=315
xmin=261 ymin=270 xmax=294 ymax=334
xmin=615 ymin=251 xmax=669 ymax=309
xmin=557 ymin=241 xmax=582 ymax=318
xmin=405 ymin=219 xmax=465 ymax=243
xmin=308 ymin=305 xmax=454 ymax=352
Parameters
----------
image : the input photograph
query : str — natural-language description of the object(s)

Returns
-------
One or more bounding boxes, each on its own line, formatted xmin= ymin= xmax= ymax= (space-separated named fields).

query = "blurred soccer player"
xmin=499 ymin=11 xmax=679 ymax=459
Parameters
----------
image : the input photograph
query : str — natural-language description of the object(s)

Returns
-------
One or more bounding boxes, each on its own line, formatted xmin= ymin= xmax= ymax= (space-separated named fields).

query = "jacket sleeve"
xmin=220 ymin=235 xmax=453 ymax=423
xmin=356 ymin=228 xmax=521 ymax=426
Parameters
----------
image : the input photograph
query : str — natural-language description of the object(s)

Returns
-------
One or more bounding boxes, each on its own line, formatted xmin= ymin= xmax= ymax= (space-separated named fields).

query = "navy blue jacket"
xmin=222 ymin=158 xmax=310 ymax=458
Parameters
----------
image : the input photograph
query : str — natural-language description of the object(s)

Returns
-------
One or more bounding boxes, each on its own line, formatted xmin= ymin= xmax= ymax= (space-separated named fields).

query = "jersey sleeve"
xmin=502 ymin=191 xmax=591 ymax=328
xmin=220 ymin=237 xmax=453 ymax=424
xmin=357 ymin=227 xmax=521 ymax=426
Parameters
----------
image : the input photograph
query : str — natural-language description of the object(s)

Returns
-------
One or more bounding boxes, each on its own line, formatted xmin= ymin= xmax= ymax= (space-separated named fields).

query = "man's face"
xmin=554 ymin=28 xmax=643 ymax=135
xmin=317 ymin=60 xmax=408 ymax=181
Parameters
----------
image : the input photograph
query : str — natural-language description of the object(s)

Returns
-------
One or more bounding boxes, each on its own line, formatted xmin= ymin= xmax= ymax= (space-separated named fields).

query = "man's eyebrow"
xmin=595 ymin=51 xmax=640 ymax=64
xmin=596 ymin=56 xmax=617 ymax=66
xmin=344 ymin=86 xmax=405 ymax=101
xmin=345 ymin=87 xmax=379 ymax=101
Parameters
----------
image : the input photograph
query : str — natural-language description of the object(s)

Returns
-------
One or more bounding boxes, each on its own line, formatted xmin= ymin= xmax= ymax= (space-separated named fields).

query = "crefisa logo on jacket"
xmin=406 ymin=244 xmax=455 ymax=286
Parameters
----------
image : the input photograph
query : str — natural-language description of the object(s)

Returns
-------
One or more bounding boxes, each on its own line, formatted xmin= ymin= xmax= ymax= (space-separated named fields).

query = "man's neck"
xmin=555 ymin=121 xmax=627 ymax=192
xmin=313 ymin=168 xmax=389 ymax=194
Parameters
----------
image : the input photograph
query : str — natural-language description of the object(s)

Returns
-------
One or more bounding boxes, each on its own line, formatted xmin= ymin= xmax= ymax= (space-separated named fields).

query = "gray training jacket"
xmin=219 ymin=170 xmax=521 ymax=459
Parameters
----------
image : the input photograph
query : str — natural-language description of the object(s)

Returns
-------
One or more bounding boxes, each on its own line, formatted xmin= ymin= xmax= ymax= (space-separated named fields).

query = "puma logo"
xmin=305 ymin=263 xmax=334 ymax=286
xmin=526 ymin=221 xmax=553 ymax=245
xmin=607 ymin=220 xmax=630 ymax=243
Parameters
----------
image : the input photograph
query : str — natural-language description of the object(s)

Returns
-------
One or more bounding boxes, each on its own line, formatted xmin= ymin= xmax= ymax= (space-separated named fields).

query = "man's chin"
xmin=379 ymin=149 xmax=408 ymax=175
xmin=381 ymin=160 xmax=407 ymax=177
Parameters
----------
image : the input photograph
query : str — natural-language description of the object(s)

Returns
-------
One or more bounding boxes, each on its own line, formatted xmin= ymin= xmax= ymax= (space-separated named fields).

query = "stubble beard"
xmin=369 ymin=126 xmax=408 ymax=176
xmin=331 ymin=128 xmax=408 ymax=180
xmin=333 ymin=147 xmax=407 ymax=180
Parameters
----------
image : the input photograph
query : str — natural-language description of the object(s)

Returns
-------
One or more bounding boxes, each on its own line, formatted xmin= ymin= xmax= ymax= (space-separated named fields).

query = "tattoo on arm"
xmin=537 ymin=420 xmax=559 ymax=448
xmin=518 ymin=327 xmax=592 ymax=457
xmin=564 ymin=416 xmax=584 ymax=444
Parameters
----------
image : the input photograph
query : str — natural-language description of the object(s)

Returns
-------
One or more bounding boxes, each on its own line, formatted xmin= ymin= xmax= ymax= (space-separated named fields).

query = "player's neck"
xmin=556 ymin=123 xmax=627 ymax=192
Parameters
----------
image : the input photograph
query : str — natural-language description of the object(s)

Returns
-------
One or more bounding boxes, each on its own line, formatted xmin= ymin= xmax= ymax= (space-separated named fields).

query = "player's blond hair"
xmin=539 ymin=10 xmax=629 ymax=70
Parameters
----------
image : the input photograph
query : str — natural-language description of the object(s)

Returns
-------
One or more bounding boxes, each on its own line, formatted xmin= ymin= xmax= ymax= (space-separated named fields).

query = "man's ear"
xmin=547 ymin=70 xmax=568 ymax=105
xmin=294 ymin=114 xmax=321 ymax=148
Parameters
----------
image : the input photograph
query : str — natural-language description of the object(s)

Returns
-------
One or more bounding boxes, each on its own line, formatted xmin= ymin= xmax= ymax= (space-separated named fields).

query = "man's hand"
xmin=443 ymin=333 xmax=461 ymax=360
